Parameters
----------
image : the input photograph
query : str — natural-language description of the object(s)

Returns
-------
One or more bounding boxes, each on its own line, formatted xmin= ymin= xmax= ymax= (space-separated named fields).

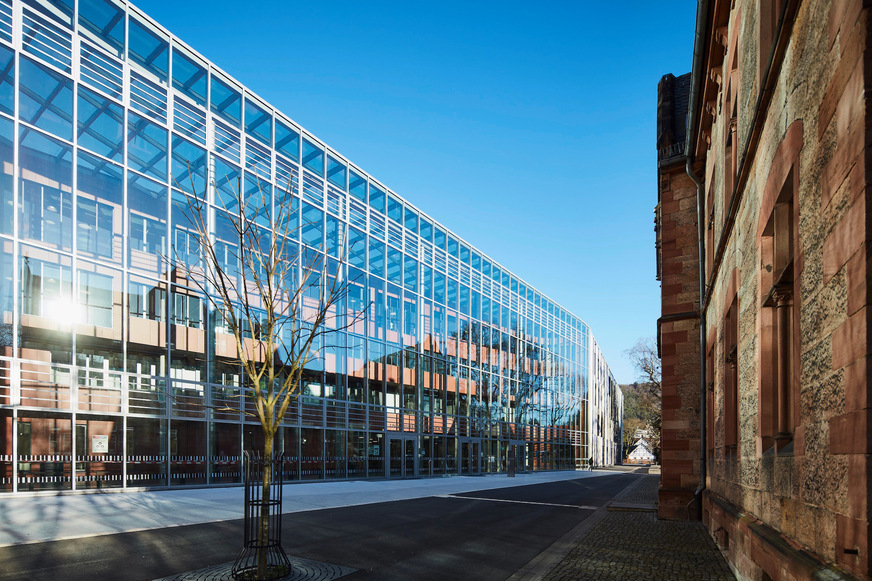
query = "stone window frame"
xmin=757 ymin=0 xmax=782 ymax=91
xmin=756 ymin=120 xmax=803 ymax=457
xmin=723 ymin=268 xmax=740 ymax=455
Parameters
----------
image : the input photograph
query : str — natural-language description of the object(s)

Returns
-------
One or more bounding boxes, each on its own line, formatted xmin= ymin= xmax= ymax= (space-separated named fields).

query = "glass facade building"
xmin=0 ymin=0 xmax=619 ymax=493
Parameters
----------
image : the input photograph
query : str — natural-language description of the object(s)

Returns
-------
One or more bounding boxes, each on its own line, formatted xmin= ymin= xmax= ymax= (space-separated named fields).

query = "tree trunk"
xmin=257 ymin=433 xmax=273 ymax=579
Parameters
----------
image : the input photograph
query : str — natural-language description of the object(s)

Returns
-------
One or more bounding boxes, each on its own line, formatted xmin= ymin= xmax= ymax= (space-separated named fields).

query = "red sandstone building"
xmin=657 ymin=1 xmax=869 ymax=579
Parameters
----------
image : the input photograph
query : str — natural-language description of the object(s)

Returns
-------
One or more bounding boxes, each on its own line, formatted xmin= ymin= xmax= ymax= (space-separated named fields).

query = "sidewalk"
xmin=0 ymin=469 xmax=602 ymax=547
xmin=512 ymin=471 xmax=735 ymax=581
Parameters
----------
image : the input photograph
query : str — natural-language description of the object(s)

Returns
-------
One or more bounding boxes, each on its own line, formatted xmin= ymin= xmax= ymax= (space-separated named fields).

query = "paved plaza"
xmin=527 ymin=471 xmax=735 ymax=580
xmin=0 ymin=468 xmax=735 ymax=580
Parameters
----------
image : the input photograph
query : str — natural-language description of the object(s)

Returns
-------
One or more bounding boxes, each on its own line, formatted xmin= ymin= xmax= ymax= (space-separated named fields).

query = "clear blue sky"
xmin=135 ymin=0 xmax=696 ymax=384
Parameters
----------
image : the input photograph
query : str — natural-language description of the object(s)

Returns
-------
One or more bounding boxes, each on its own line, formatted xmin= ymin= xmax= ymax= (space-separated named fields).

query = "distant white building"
xmin=626 ymin=437 xmax=655 ymax=464
xmin=587 ymin=340 xmax=623 ymax=467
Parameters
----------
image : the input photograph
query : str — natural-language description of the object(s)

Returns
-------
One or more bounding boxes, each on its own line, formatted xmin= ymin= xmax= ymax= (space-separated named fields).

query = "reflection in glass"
xmin=19 ymin=246 xmax=74 ymax=365
xmin=244 ymin=98 xmax=272 ymax=145
xmin=349 ymin=169 xmax=366 ymax=203
xmin=171 ymin=136 xmax=207 ymax=196
xmin=172 ymin=48 xmax=207 ymax=106
xmin=326 ymin=154 xmax=346 ymax=190
xmin=128 ymin=15 xmax=168 ymax=81
xmin=128 ymin=173 xmax=167 ymax=275
xmin=0 ymin=45 xmax=14 ymax=117
xmin=19 ymin=56 xmax=73 ymax=140
xmin=128 ymin=112 xmax=168 ymax=181
xmin=17 ymin=412 xmax=72 ymax=491
xmin=275 ymin=118 xmax=299 ymax=161
xmin=19 ymin=128 xmax=73 ymax=251
xmin=302 ymin=138 xmax=324 ymax=176
xmin=77 ymin=151 xmax=122 ymax=262
xmin=0 ymin=118 xmax=12 ymax=235
xmin=78 ymin=0 xmax=125 ymax=57
xmin=77 ymin=86 xmax=123 ymax=161
xmin=210 ymin=75 xmax=241 ymax=127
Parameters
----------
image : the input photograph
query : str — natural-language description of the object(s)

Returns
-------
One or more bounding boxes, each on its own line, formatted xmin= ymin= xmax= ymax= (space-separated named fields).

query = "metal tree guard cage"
xmin=232 ymin=451 xmax=291 ymax=580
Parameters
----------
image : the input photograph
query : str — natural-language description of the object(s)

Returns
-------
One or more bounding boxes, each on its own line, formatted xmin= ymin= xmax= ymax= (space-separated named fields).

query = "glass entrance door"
xmin=387 ymin=436 xmax=416 ymax=478
xmin=460 ymin=438 xmax=481 ymax=475
xmin=509 ymin=441 xmax=526 ymax=474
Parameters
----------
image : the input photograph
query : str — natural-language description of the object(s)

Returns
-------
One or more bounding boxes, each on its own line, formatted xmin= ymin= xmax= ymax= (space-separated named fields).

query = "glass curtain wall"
xmin=0 ymin=0 xmax=609 ymax=493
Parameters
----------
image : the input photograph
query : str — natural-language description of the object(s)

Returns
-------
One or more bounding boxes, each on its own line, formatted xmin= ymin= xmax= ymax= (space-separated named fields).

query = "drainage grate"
xmin=155 ymin=556 xmax=356 ymax=581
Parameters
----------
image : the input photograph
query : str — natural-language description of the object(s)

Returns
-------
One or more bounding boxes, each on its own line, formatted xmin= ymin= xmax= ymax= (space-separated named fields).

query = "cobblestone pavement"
xmin=540 ymin=474 xmax=734 ymax=581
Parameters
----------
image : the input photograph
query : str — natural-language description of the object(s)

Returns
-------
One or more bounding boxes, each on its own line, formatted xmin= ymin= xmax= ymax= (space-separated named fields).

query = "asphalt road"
xmin=0 ymin=473 xmax=638 ymax=581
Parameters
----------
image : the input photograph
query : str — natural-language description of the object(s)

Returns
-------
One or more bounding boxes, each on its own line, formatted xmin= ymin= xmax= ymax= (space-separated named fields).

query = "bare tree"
xmin=627 ymin=337 xmax=661 ymax=402
xmin=173 ymin=169 xmax=353 ymax=579
xmin=626 ymin=337 xmax=662 ymax=460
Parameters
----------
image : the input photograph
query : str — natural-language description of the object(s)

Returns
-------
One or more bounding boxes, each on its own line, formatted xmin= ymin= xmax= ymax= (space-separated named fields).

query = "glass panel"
xmin=275 ymin=118 xmax=299 ymax=161
xmin=325 ymin=430 xmax=345 ymax=479
xmin=434 ymin=226 xmax=446 ymax=250
xmin=404 ymin=207 xmax=418 ymax=233
xmin=369 ymin=183 xmax=385 ymax=214
xmin=301 ymin=427 xmax=323 ymax=480
xmin=348 ymin=227 xmax=365 ymax=269
xmin=19 ymin=128 xmax=73 ymax=251
xmin=326 ymin=154 xmax=346 ymax=190
xmin=346 ymin=268 xmax=366 ymax=336
xmin=169 ymin=282 xmax=206 ymax=385
xmin=128 ymin=111 xmax=168 ymax=181
xmin=387 ymin=247 xmax=402 ymax=285
xmin=301 ymin=202 xmax=323 ymax=249
xmin=171 ymin=135 xmax=207 ymax=197
xmin=170 ymin=420 xmax=207 ymax=485
xmin=213 ymin=157 xmax=241 ymax=211
xmin=126 ymin=417 xmax=167 ymax=486
xmin=326 ymin=214 xmax=342 ymax=258
xmin=302 ymin=138 xmax=324 ymax=176
xmin=244 ymin=97 xmax=271 ymax=145
xmin=349 ymin=169 xmax=366 ymax=203
xmin=419 ymin=218 xmax=432 ymax=243
xmin=19 ymin=245 xmax=73 ymax=365
xmin=210 ymin=422 xmax=240 ymax=484
xmin=126 ymin=274 xmax=167 ymax=405
xmin=347 ymin=430 xmax=366 ymax=477
xmin=0 ymin=45 xmax=13 ymax=117
xmin=434 ymin=271 xmax=446 ymax=304
xmin=128 ymin=173 xmax=167 ymax=275
xmin=17 ymin=412 xmax=71 ymax=491
xmin=403 ymin=255 xmax=417 ymax=292
xmin=447 ymin=235 xmax=458 ymax=257
xmin=389 ymin=438 xmax=401 ymax=477
xmin=77 ymin=85 xmax=123 ymax=161
xmin=402 ymin=291 xmax=417 ymax=347
xmin=23 ymin=0 xmax=73 ymax=28
xmin=0 ymin=411 xmax=10 ymax=491
xmin=387 ymin=194 xmax=402 ymax=223
xmin=19 ymin=56 xmax=73 ymax=140
xmin=386 ymin=284 xmax=401 ymax=345
xmin=368 ymin=432 xmax=384 ymax=476
xmin=0 ymin=117 xmax=13 ymax=235
xmin=171 ymin=48 xmax=207 ymax=106
xmin=128 ymin=14 xmax=168 ymax=82
xmin=243 ymin=172 xmax=271 ymax=228
xmin=210 ymin=75 xmax=241 ymax=127
xmin=369 ymin=238 xmax=384 ymax=278
xmin=368 ymin=340 xmax=385 ymax=405
xmin=78 ymin=0 xmax=124 ymax=58
xmin=171 ymin=190 xmax=202 ymax=269
xmin=74 ymin=414 xmax=122 ymax=489
xmin=76 ymin=151 xmax=122 ymax=263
